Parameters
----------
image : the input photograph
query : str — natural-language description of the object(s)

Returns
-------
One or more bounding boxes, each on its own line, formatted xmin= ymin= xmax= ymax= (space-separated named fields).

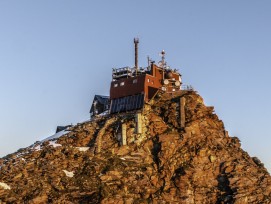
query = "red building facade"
xmin=109 ymin=63 xmax=182 ymax=114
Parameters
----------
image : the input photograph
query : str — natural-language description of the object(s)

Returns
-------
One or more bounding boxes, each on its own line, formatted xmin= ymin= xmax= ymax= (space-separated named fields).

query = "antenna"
xmin=158 ymin=49 xmax=167 ymax=69
xmin=134 ymin=38 xmax=139 ymax=76
xmin=158 ymin=50 xmax=166 ymax=80
xmin=161 ymin=50 xmax=166 ymax=67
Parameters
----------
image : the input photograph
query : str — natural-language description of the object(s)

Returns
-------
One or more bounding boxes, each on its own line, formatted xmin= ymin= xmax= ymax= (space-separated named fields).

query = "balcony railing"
xmin=181 ymin=85 xmax=194 ymax=91
xmin=112 ymin=67 xmax=147 ymax=80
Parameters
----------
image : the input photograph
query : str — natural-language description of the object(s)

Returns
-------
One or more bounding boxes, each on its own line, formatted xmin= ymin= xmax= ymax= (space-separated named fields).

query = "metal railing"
xmin=181 ymin=85 xmax=194 ymax=91
xmin=112 ymin=67 xmax=147 ymax=80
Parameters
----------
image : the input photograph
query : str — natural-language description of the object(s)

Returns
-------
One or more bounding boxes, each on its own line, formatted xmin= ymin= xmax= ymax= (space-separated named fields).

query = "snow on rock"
xmin=41 ymin=130 xmax=70 ymax=142
xmin=34 ymin=145 xmax=41 ymax=151
xmin=0 ymin=182 xmax=11 ymax=190
xmin=98 ymin=110 xmax=109 ymax=117
xmin=76 ymin=147 xmax=90 ymax=152
xmin=49 ymin=141 xmax=62 ymax=148
xmin=63 ymin=170 xmax=74 ymax=178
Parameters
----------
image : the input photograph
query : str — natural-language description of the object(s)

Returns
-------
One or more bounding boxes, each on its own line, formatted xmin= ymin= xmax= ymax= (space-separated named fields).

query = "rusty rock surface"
xmin=0 ymin=91 xmax=270 ymax=203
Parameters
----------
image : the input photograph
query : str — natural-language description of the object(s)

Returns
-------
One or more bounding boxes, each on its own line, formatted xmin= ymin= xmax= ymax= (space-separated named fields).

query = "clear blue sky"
xmin=0 ymin=1 xmax=270 ymax=170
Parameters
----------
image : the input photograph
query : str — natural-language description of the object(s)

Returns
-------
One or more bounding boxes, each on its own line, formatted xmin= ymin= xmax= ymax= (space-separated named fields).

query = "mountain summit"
xmin=0 ymin=91 xmax=270 ymax=203
xmin=1 ymin=41 xmax=270 ymax=203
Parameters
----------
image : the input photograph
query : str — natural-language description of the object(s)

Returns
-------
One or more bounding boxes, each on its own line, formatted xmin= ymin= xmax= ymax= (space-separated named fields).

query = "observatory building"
xmin=90 ymin=38 xmax=183 ymax=116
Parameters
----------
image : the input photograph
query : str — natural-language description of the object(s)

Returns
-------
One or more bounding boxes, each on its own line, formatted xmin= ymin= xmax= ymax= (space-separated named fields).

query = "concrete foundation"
xmin=135 ymin=113 xmax=142 ymax=134
xmin=180 ymin=97 xmax=186 ymax=128
xmin=122 ymin=123 xmax=127 ymax=145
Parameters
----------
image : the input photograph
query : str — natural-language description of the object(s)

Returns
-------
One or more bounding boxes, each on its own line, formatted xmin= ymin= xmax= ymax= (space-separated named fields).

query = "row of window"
xmin=114 ymin=82 xmax=124 ymax=87
xmin=113 ymin=79 xmax=138 ymax=87
xmin=113 ymin=78 xmax=155 ymax=88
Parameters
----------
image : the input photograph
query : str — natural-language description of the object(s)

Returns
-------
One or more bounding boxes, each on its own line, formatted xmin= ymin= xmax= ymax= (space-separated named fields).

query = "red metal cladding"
xmin=110 ymin=75 xmax=145 ymax=100
xmin=110 ymin=64 xmax=181 ymax=103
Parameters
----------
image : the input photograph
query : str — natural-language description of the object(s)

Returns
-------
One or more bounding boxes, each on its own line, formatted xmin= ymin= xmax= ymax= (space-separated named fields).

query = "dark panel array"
xmin=110 ymin=94 xmax=145 ymax=114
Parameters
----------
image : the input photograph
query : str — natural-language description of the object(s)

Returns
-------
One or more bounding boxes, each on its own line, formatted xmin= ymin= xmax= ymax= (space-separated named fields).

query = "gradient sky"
xmin=0 ymin=1 xmax=270 ymax=171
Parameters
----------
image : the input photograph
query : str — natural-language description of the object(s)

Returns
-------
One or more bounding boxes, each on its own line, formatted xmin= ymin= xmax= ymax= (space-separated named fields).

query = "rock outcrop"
xmin=0 ymin=91 xmax=270 ymax=203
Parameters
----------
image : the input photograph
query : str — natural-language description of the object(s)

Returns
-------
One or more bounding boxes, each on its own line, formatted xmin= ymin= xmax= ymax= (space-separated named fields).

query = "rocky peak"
xmin=0 ymin=91 xmax=270 ymax=203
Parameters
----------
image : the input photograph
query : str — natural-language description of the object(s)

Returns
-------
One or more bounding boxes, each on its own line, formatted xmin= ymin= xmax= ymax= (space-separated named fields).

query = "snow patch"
xmin=98 ymin=110 xmax=109 ymax=117
xmin=63 ymin=170 xmax=74 ymax=178
xmin=34 ymin=145 xmax=41 ymax=151
xmin=15 ymin=150 xmax=30 ymax=158
xmin=0 ymin=182 xmax=11 ymax=190
xmin=76 ymin=147 xmax=89 ymax=152
xmin=49 ymin=141 xmax=62 ymax=148
xmin=41 ymin=130 xmax=70 ymax=142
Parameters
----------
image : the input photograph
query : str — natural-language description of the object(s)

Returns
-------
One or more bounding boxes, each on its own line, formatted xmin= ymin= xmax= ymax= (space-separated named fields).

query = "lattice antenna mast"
xmin=161 ymin=50 xmax=166 ymax=68
xmin=158 ymin=50 xmax=167 ymax=80
xmin=134 ymin=38 xmax=139 ymax=76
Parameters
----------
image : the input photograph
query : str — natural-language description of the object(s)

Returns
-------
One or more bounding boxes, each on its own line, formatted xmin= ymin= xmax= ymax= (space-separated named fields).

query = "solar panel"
xmin=110 ymin=94 xmax=145 ymax=114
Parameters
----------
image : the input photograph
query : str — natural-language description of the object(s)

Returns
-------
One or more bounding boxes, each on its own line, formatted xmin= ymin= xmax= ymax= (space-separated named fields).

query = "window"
xmin=114 ymin=83 xmax=118 ymax=87
xmin=120 ymin=82 xmax=125 ymax=86
xmin=133 ymin=79 xmax=137 ymax=84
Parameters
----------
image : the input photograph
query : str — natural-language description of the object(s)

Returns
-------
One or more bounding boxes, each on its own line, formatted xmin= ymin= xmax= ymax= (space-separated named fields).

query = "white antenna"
xmin=158 ymin=50 xmax=166 ymax=68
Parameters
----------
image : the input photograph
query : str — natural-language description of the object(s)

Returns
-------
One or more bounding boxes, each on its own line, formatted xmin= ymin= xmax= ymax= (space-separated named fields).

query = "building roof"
xmin=94 ymin=95 xmax=109 ymax=105
xmin=89 ymin=95 xmax=109 ymax=113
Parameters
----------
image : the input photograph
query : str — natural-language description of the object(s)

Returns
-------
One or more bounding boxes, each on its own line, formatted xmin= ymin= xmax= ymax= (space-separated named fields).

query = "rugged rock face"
xmin=0 ymin=91 xmax=270 ymax=203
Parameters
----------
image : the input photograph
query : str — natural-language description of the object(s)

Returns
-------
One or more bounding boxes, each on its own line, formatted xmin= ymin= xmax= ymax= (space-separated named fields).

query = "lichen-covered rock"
xmin=0 ymin=91 xmax=270 ymax=203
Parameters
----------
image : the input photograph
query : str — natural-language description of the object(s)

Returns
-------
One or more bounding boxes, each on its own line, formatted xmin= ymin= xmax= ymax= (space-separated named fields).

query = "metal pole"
xmin=134 ymin=38 xmax=139 ymax=76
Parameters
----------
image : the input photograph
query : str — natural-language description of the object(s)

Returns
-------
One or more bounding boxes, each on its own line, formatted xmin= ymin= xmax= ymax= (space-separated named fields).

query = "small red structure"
xmin=109 ymin=39 xmax=182 ymax=114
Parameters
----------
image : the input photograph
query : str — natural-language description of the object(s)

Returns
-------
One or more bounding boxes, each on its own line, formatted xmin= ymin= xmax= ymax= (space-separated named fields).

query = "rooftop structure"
xmin=109 ymin=38 xmax=182 ymax=114
xmin=89 ymin=39 xmax=184 ymax=116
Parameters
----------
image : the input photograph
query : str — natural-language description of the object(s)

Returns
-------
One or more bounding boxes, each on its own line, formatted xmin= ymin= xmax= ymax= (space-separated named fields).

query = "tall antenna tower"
xmin=160 ymin=50 xmax=166 ymax=68
xmin=134 ymin=38 xmax=139 ymax=76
